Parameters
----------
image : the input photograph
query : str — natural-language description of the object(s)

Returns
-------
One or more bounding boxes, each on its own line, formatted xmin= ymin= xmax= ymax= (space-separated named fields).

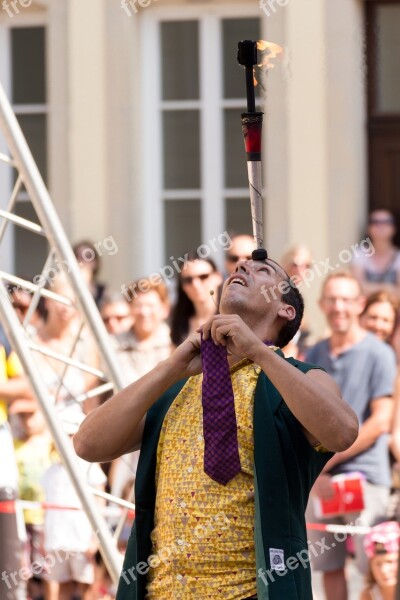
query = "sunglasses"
xmin=181 ymin=273 xmax=212 ymax=285
xmin=226 ymin=254 xmax=252 ymax=263
xmin=369 ymin=219 xmax=395 ymax=226
xmin=103 ymin=314 xmax=130 ymax=323
xmin=290 ymin=261 xmax=311 ymax=269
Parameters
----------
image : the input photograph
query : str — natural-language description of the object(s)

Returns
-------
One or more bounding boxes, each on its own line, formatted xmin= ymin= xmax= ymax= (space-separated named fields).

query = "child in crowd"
xmin=11 ymin=399 xmax=54 ymax=600
xmin=41 ymin=413 xmax=107 ymax=600
xmin=360 ymin=521 xmax=400 ymax=600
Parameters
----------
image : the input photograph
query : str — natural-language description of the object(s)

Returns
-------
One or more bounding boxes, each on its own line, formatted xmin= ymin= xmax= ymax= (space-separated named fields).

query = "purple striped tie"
xmin=200 ymin=335 xmax=241 ymax=485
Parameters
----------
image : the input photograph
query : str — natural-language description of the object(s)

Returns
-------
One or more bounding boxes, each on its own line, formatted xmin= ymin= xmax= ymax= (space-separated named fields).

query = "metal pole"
xmin=247 ymin=161 xmax=264 ymax=249
xmin=0 ymin=282 xmax=122 ymax=584
xmin=0 ymin=81 xmax=125 ymax=393
xmin=238 ymin=42 xmax=265 ymax=251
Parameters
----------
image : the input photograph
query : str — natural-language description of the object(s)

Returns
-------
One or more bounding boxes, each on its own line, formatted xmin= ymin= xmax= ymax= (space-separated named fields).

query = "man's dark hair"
xmin=275 ymin=279 xmax=304 ymax=348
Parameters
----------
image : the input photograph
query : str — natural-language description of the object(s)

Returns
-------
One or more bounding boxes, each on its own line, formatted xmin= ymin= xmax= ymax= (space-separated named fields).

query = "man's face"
xmin=319 ymin=277 xmax=364 ymax=334
xmin=101 ymin=301 xmax=133 ymax=335
xmin=359 ymin=301 xmax=396 ymax=342
xmin=130 ymin=290 xmax=168 ymax=338
xmin=220 ymin=258 xmax=290 ymax=318
xmin=368 ymin=210 xmax=396 ymax=242
xmin=224 ymin=236 xmax=255 ymax=276
xmin=180 ymin=260 xmax=222 ymax=304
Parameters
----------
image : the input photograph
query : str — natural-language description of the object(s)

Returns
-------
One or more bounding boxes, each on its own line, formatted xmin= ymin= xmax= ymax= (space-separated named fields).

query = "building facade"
xmin=0 ymin=0 xmax=399 ymax=329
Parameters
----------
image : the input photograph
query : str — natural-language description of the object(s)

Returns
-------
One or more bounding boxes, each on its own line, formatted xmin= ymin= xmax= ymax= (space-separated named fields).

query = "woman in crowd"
xmin=170 ymin=250 xmax=223 ymax=347
xmin=109 ymin=278 xmax=172 ymax=502
xmin=34 ymin=273 xmax=100 ymax=419
xmin=360 ymin=521 xmax=399 ymax=600
xmin=352 ymin=210 xmax=400 ymax=299
xmin=73 ymin=240 xmax=108 ymax=308
xmin=359 ymin=291 xmax=399 ymax=347
xmin=360 ymin=291 xmax=400 ymax=521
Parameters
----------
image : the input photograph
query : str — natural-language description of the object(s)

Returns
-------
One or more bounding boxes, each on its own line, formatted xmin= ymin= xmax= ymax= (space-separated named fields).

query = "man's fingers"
xmin=200 ymin=314 xmax=242 ymax=342
xmin=210 ymin=321 xmax=235 ymax=346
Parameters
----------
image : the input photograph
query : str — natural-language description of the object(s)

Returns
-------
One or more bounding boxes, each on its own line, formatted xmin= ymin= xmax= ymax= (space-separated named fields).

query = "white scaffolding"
xmin=0 ymin=80 xmax=126 ymax=585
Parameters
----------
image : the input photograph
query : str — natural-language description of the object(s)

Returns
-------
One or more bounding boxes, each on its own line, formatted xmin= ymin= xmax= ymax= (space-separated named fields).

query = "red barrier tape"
xmin=0 ymin=500 xmax=16 ymax=513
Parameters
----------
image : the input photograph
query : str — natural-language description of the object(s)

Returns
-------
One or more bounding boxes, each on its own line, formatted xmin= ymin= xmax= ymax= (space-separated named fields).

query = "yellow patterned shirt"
xmin=146 ymin=360 xmax=260 ymax=600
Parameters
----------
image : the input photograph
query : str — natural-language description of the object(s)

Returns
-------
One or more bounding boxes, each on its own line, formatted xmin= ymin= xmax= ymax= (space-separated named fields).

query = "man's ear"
xmin=277 ymin=304 xmax=296 ymax=322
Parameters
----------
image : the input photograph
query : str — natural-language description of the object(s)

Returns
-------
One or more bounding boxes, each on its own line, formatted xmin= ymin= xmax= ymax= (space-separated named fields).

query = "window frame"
xmin=140 ymin=4 xmax=260 ymax=269
xmin=366 ymin=0 xmax=400 ymax=117
xmin=0 ymin=14 xmax=48 ymax=277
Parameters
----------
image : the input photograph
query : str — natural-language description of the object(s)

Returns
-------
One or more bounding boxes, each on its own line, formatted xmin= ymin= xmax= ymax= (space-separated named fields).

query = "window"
xmin=142 ymin=9 xmax=260 ymax=267
xmin=11 ymin=26 xmax=48 ymax=277
xmin=366 ymin=0 xmax=400 ymax=245
xmin=376 ymin=4 xmax=400 ymax=113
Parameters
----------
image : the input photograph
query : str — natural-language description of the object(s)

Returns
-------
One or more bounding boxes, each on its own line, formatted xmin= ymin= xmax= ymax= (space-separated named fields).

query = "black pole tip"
xmin=252 ymin=248 xmax=268 ymax=261
xmin=237 ymin=40 xmax=258 ymax=67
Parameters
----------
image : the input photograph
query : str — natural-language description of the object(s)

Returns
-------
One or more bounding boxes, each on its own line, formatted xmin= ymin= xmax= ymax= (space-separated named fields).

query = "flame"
xmin=257 ymin=40 xmax=284 ymax=69
xmin=254 ymin=40 xmax=283 ymax=88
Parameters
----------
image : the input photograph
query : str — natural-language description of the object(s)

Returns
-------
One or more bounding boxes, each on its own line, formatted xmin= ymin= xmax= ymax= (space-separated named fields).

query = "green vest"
xmin=116 ymin=354 xmax=333 ymax=600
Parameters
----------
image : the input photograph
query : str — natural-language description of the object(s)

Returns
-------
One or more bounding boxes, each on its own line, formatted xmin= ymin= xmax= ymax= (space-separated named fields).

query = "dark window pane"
xmin=17 ymin=114 xmax=47 ymax=183
xmin=224 ymin=108 xmax=248 ymax=188
xmin=223 ymin=18 xmax=260 ymax=99
xmin=14 ymin=202 xmax=48 ymax=279
xmin=161 ymin=21 xmax=199 ymax=101
xmin=12 ymin=27 xmax=46 ymax=104
xmin=163 ymin=111 xmax=200 ymax=189
xmin=225 ymin=198 xmax=253 ymax=236
xmin=164 ymin=200 xmax=201 ymax=262
xmin=376 ymin=5 xmax=400 ymax=113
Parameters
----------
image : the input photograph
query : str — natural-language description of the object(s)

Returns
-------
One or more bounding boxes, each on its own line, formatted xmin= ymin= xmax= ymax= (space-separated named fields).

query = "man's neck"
xmin=133 ymin=327 xmax=157 ymax=344
xmin=329 ymin=325 xmax=366 ymax=356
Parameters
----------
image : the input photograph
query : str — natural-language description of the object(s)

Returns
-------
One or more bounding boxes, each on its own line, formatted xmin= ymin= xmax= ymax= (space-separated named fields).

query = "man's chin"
xmin=219 ymin=295 xmax=246 ymax=315
xmin=330 ymin=325 xmax=350 ymax=334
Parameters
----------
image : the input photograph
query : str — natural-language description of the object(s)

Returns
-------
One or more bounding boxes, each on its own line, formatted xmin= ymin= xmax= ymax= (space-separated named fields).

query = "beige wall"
xmin=3 ymin=0 xmax=368 ymax=310
xmin=265 ymin=0 xmax=367 ymax=335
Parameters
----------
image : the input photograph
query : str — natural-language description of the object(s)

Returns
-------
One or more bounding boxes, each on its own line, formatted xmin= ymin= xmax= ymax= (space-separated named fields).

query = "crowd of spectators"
xmin=2 ymin=214 xmax=400 ymax=599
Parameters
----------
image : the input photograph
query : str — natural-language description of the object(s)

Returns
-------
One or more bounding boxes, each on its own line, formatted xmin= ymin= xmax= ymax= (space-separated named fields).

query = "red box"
xmin=312 ymin=472 xmax=365 ymax=518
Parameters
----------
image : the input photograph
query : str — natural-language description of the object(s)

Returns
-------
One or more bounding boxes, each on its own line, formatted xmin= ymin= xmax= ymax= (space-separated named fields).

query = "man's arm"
xmin=203 ymin=314 xmax=359 ymax=452
xmin=323 ymin=396 xmax=393 ymax=471
xmin=73 ymin=333 xmax=202 ymax=463
xmin=0 ymin=375 xmax=33 ymax=404
xmin=254 ymin=348 xmax=358 ymax=452
xmin=390 ymin=372 xmax=400 ymax=462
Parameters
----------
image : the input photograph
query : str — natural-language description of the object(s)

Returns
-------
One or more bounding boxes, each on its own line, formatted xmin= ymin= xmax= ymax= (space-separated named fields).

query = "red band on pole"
xmin=241 ymin=112 xmax=263 ymax=157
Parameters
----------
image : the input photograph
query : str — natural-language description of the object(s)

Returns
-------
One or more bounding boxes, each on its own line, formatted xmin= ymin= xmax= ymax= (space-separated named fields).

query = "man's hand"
xmin=169 ymin=332 xmax=202 ymax=379
xmin=201 ymin=314 xmax=265 ymax=362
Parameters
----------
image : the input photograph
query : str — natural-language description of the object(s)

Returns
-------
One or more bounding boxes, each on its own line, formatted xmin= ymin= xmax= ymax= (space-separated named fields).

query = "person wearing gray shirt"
xmin=305 ymin=272 xmax=396 ymax=600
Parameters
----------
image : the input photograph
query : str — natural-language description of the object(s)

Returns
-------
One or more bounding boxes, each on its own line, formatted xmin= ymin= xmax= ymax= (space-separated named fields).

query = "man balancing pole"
xmin=74 ymin=248 xmax=358 ymax=600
